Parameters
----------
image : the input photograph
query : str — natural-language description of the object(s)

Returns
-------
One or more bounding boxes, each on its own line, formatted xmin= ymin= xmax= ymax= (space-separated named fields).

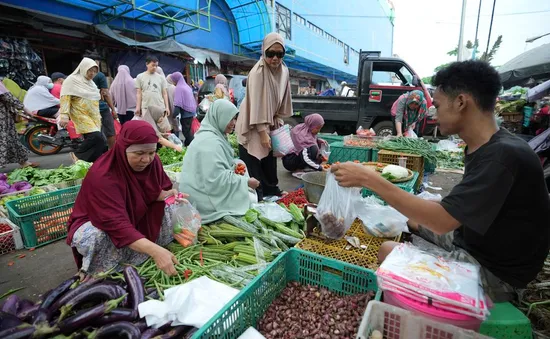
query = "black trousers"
xmin=282 ymin=145 xmax=320 ymax=172
xmin=239 ymin=145 xmax=281 ymax=201
xmin=37 ymin=106 xmax=58 ymax=118
xmin=174 ymin=106 xmax=195 ymax=147
xmin=118 ymin=111 xmax=135 ymax=124
xmin=74 ymin=132 xmax=107 ymax=162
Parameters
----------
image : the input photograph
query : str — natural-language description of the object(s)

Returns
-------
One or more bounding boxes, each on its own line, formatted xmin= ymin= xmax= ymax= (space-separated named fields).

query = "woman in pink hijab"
xmin=283 ymin=114 xmax=326 ymax=172
xmin=110 ymin=65 xmax=137 ymax=124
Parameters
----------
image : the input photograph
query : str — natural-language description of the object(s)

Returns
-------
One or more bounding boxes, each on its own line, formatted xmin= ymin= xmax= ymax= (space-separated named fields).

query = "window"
xmin=276 ymin=3 xmax=291 ymax=40
xmin=371 ymin=62 xmax=416 ymax=86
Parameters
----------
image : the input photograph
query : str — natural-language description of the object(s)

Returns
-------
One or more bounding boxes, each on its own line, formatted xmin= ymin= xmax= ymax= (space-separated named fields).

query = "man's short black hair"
xmin=432 ymin=60 xmax=501 ymax=112
xmin=146 ymin=55 xmax=159 ymax=64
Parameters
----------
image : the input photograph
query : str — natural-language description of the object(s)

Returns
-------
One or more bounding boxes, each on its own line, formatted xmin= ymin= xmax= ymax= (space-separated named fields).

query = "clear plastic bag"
xmin=166 ymin=194 xmax=202 ymax=247
xmin=252 ymin=202 xmax=293 ymax=223
xmin=316 ymin=172 xmax=361 ymax=239
xmin=167 ymin=133 xmax=183 ymax=146
xmin=357 ymin=197 xmax=408 ymax=238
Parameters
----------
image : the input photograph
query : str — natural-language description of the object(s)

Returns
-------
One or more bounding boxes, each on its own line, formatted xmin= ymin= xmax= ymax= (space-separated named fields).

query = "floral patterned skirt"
xmin=71 ymin=206 xmax=174 ymax=275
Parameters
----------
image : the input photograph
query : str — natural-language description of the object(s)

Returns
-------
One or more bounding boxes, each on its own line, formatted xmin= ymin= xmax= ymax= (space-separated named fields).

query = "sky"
xmin=391 ymin=0 xmax=550 ymax=77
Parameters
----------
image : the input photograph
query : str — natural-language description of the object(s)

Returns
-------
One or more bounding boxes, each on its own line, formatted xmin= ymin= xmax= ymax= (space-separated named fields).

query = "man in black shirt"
xmin=332 ymin=60 xmax=550 ymax=302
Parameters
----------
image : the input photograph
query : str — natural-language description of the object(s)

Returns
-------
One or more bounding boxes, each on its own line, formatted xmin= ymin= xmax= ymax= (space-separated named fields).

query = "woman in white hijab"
xmin=23 ymin=76 xmax=60 ymax=117
xmin=235 ymin=33 xmax=293 ymax=201
xmin=58 ymin=57 xmax=107 ymax=163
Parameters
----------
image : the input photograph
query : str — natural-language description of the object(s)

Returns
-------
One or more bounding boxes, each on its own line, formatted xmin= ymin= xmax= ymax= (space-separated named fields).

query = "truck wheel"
xmin=373 ymin=121 xmax=394 ymax=137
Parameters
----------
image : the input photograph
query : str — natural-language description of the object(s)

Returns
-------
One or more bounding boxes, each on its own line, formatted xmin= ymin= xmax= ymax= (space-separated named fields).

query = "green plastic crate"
xmin=193 ymin=248 xmax=378 ymax=339
xmin=328 ymin=141 xmax=372 ymax=164
xmin=362 ymin=171 xmax=419 ymax=200
xmin=479 ymin=302 xmax=532 ymax=339
xmin=371 ymin=149 xmax=379 ymax=162
xmin=6 ymin=186 xmax=81 ymax=248
xmin=318 ymin=133 xmax=345 ymax=145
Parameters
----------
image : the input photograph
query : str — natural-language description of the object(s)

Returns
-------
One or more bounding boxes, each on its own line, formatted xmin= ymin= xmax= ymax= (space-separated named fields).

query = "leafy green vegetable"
xmin=227 ymin=133 xmax=239 ymax=158
xmin=7 ymin=161 xmax=92 ymax=186
xmin=157 ymin=147 xmax=186 ymax=165
xmin=435 ymin=151 xmax=464 ymax=169
xmin=381 ymin=172 xmax=397 ymax=181
xmin=244 ymin=209 xmax=259 ymax=223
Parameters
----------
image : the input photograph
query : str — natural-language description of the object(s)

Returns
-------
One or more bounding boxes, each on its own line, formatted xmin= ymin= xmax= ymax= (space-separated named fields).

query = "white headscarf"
xmin=23 ymin=76 xmax=60 ymax=111
xmin=60 ymin=58 xmax=101 ymax=101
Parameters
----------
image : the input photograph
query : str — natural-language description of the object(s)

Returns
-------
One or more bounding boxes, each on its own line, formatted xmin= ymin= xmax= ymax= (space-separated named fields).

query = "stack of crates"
xmin=328 ymin=141 xmax=372 ymax=164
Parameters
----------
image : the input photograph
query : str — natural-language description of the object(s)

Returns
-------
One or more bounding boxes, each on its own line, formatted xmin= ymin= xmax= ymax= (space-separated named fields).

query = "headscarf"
xmin=23 ymin=76 xmax=60 ymax=111
xmin=60 ymin=58 xmax=101 ymax=101
xmin=235 ymin=32 xmax=293 ymax=160
xmin=110 ymin=65 xmax=136 ymax=116
xmin=171 ymin=72 xmax=197 ymax=113
xmin=180 ymin=100 xmax=249 ymax=223
xmin=165 ymin=74 xmax=176 ymax=121
xmin=135 ymin=105 xmax=171 ymax=137
xmin=155 ymin=66 xmax=165 ymax=78
xmin=404 ymin=90 xmax=427 ymax=129
xmin=67 ymin=120 xmax=171 ymax=268
xmin=214 ymin=74 xmax=229 ymax=97
xmin=291 ymin=114 xmax=325 ymax=153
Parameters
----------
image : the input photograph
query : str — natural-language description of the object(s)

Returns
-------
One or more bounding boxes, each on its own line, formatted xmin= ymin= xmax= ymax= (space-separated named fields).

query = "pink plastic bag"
xmin=191 ymin=117 xmax=201 ymax=134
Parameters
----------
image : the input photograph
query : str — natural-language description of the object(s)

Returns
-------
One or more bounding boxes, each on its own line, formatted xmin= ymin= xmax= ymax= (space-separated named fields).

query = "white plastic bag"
xmin=252 ymin=202 xmax=293 ymax=223
xmin=270 ymin=124 xmax=296 ymax=157
xmin=406 ymin=127 xmax=418 ymax=138
xmin=416 ymin=191 xmax=442 ymax=202
xmin=357 ymin=197 xmax=408 ymax=238
xmin=316 ymin=172 xmax=361 ymax=239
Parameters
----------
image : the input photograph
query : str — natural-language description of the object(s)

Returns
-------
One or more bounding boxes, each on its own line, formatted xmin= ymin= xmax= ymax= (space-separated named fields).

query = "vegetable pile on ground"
xmin=157 ymin=147 xmax=186 ymax=166
xmin=257 ymin=282 xmax=375 ymax=339
xmin=376 ymin=137 xmax=438 ymax=165
xmin=228 ymin=133 xmax=239 ymax=157
xmin=278 ymin=188 xmax=308 ymax=208
xmin=0 ymin=173 xmax=32 ymax=196
xmin=124 ymin=207 xmax=306 ymax=295
xmin=0 ymin=187 xmax=46 ymax=208
xmin=435 ymin=151 xmax=464 ymax=170
xmin=0 ymin=266 xmax=198 ymax=338
xmin=7 ymin=161 xmax=91 ymax=187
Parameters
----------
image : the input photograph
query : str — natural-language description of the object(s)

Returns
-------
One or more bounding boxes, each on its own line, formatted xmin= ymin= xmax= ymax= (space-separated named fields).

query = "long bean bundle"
xmin=376 ymin=137 xmax=438 ymax=164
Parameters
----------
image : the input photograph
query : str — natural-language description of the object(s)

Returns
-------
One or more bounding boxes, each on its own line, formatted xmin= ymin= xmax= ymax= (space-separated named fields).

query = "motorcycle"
xmin=17 ymin=110 xmax=83 ymax=156
xmin=528 ymin=127 xmax=550 ymax=191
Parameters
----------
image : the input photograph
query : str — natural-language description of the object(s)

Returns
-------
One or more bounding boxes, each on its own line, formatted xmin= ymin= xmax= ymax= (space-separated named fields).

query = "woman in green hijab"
xmin=180 ymin=100 xmax=260 ymax=223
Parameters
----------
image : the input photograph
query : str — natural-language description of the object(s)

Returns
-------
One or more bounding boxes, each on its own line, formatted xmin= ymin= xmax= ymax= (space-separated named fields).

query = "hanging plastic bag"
xmin=270 ymin=124 xmax=296 ymax=157
xmin=191 ymin=117 xmax=201 ymax=134
xmin=113 ymin=119 xmax=122 ymax=136
xmin=406 ymin=127 xmax=418 ymax=138
xmin=356 ymin=197 xmax=408 ymax=238
xmin=167 ymin=133 xmax=183 ymax=146
xmin=166 ymin=194 xmax=202 ymax=247
xmin=316 ymin=172 xmax=361 ymax=239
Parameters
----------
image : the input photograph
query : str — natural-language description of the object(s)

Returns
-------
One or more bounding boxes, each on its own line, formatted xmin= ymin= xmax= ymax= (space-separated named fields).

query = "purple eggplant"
xmin=155 ymin=325 xmax=193 ymax=339
xmin=134 ymin=319 xmax=148 ymax=333
xmin=0 ymin=311 xmax=23 ymax=330
xmin=91 ymin=321 xmax=141 ymax=339
xmin=32 ymin=308 xmax=49 ymax=325
xmin=123 ymin=266 xmax=145 ymax=312
xmin=55 ymin=283 xmax=125 ymax=321
xmin=93 ymin=308 xmax=138 ymax=326
xmin=141 ymin=327 xmax=162 ymax=339
xmin=16 ymin=303 xmax=40 ymax=322
xmin=49 ymin=277 xmax=104 ymax=313
xmin=146 ymin=290 xmax=160 ymax=300
xmin=184 ymin=327 xmax=199 ymax=339
xmin=16 ymin=299 xmax=34 ymax=313
xmin=0 ymin=325 xmax=35 ymax=338
xmin=57 ymin=294 xmax=126 ymax=335
xmin=40 ymin=276 xmax=78 ymax=310
xmin=1 ymin=295 xmax=20 ymax=315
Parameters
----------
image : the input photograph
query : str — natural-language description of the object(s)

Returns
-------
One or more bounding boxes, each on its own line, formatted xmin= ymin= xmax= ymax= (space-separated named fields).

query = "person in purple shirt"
xmin=170 ymin=72 xmax=197 ymax=147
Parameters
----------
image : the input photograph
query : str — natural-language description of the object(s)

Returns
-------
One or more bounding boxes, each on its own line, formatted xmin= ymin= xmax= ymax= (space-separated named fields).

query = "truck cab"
xmin=290 ymin=51 xmax=435 ymax=136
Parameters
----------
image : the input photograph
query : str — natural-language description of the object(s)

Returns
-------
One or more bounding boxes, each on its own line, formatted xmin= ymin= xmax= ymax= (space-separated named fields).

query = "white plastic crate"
xmin=357 ymin=301 xmax=493 ymax=339
xmin=0 ymin=217 xmax=23 ymax=255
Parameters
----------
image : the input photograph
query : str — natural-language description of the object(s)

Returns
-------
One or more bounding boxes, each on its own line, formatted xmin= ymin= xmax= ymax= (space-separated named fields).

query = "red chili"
xmin=183 ymin=269 xmax=192 ymax=280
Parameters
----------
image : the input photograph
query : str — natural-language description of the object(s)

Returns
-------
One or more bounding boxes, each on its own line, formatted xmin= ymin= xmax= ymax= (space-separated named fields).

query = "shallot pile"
xmin=257 ymin=282 xmax=375 ymax=339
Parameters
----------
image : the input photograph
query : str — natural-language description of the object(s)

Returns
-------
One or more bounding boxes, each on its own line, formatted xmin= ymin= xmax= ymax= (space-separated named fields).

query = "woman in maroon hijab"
xmin=67 ymin=120 xmax=185 ymax=276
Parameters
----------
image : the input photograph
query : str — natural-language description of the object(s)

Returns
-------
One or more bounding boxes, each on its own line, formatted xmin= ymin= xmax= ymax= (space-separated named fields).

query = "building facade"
xmin=0 ymin=0 xmax=394 ymax=86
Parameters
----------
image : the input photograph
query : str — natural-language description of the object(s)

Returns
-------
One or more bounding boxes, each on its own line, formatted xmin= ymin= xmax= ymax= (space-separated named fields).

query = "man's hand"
xmin=260 ymin=131 xmax=271 ymax=149
xmin=135 ymin=107 xmax=142 ymax=117
xmin=331 ymin=162 xmax=382 ymax=188
xmin=248 ymin=178 xmax=260 ymax=189
xmin=152 ymin=246 xmax=179 ymax=276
